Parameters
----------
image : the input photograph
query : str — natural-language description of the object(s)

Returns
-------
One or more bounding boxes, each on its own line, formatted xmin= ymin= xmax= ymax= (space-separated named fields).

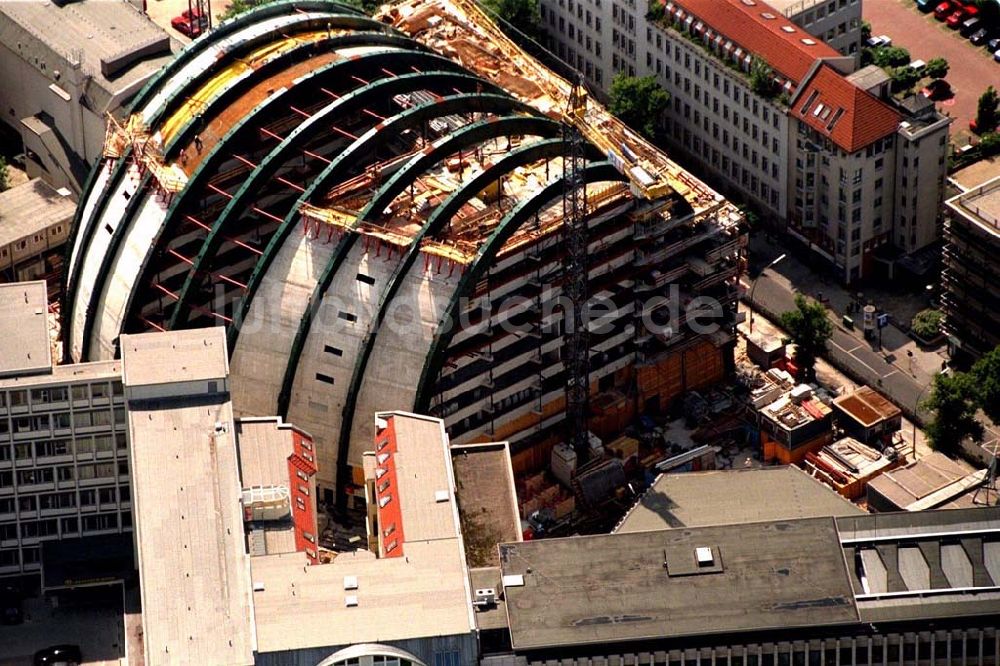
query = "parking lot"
xmin=864 ymin=0 xmax=998 ymax=146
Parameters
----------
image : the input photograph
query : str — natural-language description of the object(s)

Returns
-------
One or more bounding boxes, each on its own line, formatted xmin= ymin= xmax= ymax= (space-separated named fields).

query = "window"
xmin=338 ymin=311 xmax=357 ymax=323
xmin=315 ymin=373 xmax=335 ymax=385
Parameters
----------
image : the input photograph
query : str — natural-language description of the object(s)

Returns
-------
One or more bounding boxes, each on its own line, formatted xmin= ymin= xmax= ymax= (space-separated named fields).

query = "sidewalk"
xmin=746 ymin=233 xmax=947 ymax=389
xmin=737 ymin=302 xmax=933 ymax=463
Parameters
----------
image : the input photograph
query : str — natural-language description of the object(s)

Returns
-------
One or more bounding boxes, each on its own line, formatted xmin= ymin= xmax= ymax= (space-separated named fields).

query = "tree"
xmin=889 ymin=66 xmax=920 ymax=94
xmin=976 ymin=86 xmax=1000 ymax=134
xmin=609 ymin=74 xmax=670 ymax=140
xmin=482 ymin=0 xmax=542 ymax=40
xmin=0 ymin=157 xmax=8 ymax=193
xmin=646 ymin=0 xmax=665 ymax=21
xmin=749 ymin=56 xmax=778 ymax=98
xmin=970 ymin=344 xmax=1000 ymax=425
xmin=910 ymin=309 xmax=943 ymax=340
xmin=924 ymin=57 xmax=949 ymax=80
xmin=779 ymin=293 xmax=833 ymax=381
xmin=872 ymin=45 xmax=910 ymax=68
xmin=923 ymin=372 xmax=984 ymax=454
xmin=861 ymin=19 xmax=872 ymax=42
xmin=218 ymin=0 xmax=258 ymax=21
xmin=979 ymin=132 xmax=1000 ymax=158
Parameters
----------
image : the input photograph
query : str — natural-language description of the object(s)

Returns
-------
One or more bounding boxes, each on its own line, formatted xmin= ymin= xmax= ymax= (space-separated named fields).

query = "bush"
xmin=925 ymin=57 xmax=949 ymax=80
xmin=977 ymin=86 xmax=999 ymax=134
xmin=980 ymin=132 xmax=1000 ymax=158
xmin=889 ymin=66 xmax=920 ymax=93
xmin=749 ymin=56 xmax=779 ymax=98
xmin=873 ymin=46 xmax=911 ymax=68
xmin=911 ymin=309 xmax=943 ymax=340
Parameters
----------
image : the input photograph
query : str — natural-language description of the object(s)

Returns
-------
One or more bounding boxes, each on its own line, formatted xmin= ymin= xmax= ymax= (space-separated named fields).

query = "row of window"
xmin=0 ymin=459 xmax=127 ymax=489
xmin=0 ymin=511 xmax=128 ymax=544
xmin=0 ymin=381 xmax=123 ymax=410
xmin=0 ymin=485 xmax=129 ymax=516
xmin=0 ymin=433 xmax=127 ymax=462
xmin=0 ymin=408 xmax=126 ymax=437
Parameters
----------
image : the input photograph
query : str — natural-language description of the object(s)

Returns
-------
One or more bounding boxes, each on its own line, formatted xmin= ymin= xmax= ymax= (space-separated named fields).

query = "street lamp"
xmin=748 ymin=253 xmax=786 ymax=334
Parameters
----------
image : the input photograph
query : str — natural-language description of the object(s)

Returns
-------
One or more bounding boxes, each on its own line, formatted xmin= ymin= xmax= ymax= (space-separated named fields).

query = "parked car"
xmin=970 ymin=27 xmax=992 ymax=45
xmin=171 ymin=8 xmax=208 ymax=38
xmin=934 ymin=1 xmax=955 ymax=19
xmin=988 ymin=36 xmax=1000 ymax=51
xmin=923 ymin=79 xmax=952 ymax=99
xmin=994 ymin=48 xmax=1000 ymax=63
xmin=961 ymin=17 xmax=982 ymax=36
xmin=908 ymin=59 xmax=927 ymax=75
xmin=946 ymin=9 xmax=967 ymax=28
xmin=865 ymin=35 xmax=887 ymax=48
xmin=33 ymin=645 xmax=82 ymax=666
xmin=917 ymin=0 xmax=936 ymax=11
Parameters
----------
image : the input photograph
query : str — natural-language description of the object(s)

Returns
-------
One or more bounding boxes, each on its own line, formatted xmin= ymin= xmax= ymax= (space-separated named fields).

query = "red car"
xmin=171 ymin=9 xmax=208 ymax=37
xmin=946 ymin=9 xmax=967 ymax=27
xmin=934 ymin=1 xmax=954 ymax=19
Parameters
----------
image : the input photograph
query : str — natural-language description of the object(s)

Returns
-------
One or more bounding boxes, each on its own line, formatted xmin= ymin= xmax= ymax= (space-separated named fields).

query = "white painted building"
xmin=542 ymin=0 xmax=950 ymax=282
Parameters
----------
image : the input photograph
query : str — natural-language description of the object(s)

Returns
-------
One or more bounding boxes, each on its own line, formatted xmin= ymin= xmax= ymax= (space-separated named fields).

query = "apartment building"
xmin=542 ymin=0 xmax=950 ymax=283
xmin=0 ymin=281 xmax=130 ymax=579
xmin=0 ymin=178 xmax=75 ymax=289
xmin=941 ymin=175 xmax=1000 ymax=365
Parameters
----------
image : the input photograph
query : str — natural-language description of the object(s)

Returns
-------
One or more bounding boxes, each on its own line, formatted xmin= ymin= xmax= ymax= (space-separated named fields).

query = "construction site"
xmin=62 ymin=0 xmax=747 ymax=514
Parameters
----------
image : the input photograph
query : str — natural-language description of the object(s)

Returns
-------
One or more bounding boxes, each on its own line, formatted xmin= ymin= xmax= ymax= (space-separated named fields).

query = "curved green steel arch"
xmin=83 ymin=37 xmax=425 ymax=358
xmin=128 ymin=0 xmax=366 ymax=115
xmin=167 ymin=65 xmax=497 ymax=329
xmin=412 ymin=161 xmax=627 ymax=413
xmin=161 ymin=31 xmax=419 ymax=163
xmin=335 ymin=136 xmax=571 ymax=499
xmin=66 ymin=12 xmax=391 ymax=358
xmin=274 ymin=92 xmax=539 ymax=417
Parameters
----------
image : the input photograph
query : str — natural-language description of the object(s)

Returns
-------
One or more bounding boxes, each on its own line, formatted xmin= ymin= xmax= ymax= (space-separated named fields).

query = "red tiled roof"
xmin=666 ymin=0 xmax=842 ymax=84
xmin=792 ymin=65 xmax=902 ymax=153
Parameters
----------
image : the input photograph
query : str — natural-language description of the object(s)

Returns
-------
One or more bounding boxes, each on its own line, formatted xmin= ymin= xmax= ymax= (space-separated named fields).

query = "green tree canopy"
xmin=749 ymin=56 xmax=778 ymax=98
xmin=889 ymin=66 xmax=919 ymax=94
xmin=779 ymin=293 xmax=833 ymax=381
xmin=910 ymin=309 xmax=943 ymax=340
xmin=970 ymin=344 xmax=1000 ymax=425
xmin=482 ymin=0 xmax=542 ymax=40
xmin=608 ymin=74 xmax=670 ymax=139
xmin=872 ymin=45 xmax=910 ymax=68
xmin=923 ymin=372 xmax=984 ymax=454
xmin=924 ymin=57 xmax=949 ymax=80
xmin=977 ymin=86 xmax=999 ymax=133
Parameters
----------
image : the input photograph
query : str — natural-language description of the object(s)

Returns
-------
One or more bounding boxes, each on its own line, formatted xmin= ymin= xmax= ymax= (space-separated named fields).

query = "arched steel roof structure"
xmin=64 ymin=0 xmax=746 ymax=501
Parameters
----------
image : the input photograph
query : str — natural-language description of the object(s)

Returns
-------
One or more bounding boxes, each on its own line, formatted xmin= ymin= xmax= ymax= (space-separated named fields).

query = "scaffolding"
xmin=104 ymin=114 xmax=188 ymax=194
xmin=381 ymin=0 xmax=722 ymax=212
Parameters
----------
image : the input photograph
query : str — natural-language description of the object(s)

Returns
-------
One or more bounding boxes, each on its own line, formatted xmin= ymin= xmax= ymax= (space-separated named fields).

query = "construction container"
xmin=550 ymin=443 xmax=577 ymax=487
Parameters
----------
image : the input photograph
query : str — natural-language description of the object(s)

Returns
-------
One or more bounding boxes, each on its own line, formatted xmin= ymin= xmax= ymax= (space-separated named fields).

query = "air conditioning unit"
xmin=474 ymin=588 xmax=497 ymax=606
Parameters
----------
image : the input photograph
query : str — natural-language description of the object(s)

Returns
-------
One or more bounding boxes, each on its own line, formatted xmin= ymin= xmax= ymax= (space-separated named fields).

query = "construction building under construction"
xmin=62 ymin=0 xmax=746 ymax=501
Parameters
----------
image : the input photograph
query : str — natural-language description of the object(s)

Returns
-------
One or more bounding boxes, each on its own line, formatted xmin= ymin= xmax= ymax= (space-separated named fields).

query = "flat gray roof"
xmin=124 ymin=336 xmax=254 ymax=665
xmin=500 ymin=517 xmax=859 ymax=650
xmin=866 ymin=452 xmax=980 ymax=511
xmin=615 ymin=466 xmax=861 ymax=533
xmin=0 ymin=178 xmax=75 ymax=247
xmin=947 ymin=174 xmax=1000 ymax=239
xmin=0 ymin=0 xmax=175 ymax=113
xmin=0 ymin=281 xmax=51 ymax=377
xmin=121 ymin=326 xmax=229 ymax=387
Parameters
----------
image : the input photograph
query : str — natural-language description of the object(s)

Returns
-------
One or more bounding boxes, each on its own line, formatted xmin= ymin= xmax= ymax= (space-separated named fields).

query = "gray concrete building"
xmin=0 ymin=178 xmax=76 ymax=289
xmin=0 ymin=0 xmax=175 ymax=193
xmin=0 ymin=281 xmax=130 ymax=579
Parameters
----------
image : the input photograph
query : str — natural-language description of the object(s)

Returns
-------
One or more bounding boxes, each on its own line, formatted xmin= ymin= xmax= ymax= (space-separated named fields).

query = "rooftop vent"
xmin=435 ymin=489 xmax=450 ymax=502
xmin=474 ymin=588 xmax=497 ymax=606
xmin=802 ymin=38 xmax=817 ymax=45
xmin=345 ymin=595 xmax=358 ymax=607
xmin=741 ymin=0 xmax=757 ymax=5
xmin=696 ymin=547 xmax=715 ymax=567
xmin=502 ymin=574 xmax=525 ymax=587
xmin=781 ymin=25 xmax=796 ymax=33
xmin=343 ymin=575 xmax=358 ymax=590
xmin=761 ymin=11 xmax=775 ymax=19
